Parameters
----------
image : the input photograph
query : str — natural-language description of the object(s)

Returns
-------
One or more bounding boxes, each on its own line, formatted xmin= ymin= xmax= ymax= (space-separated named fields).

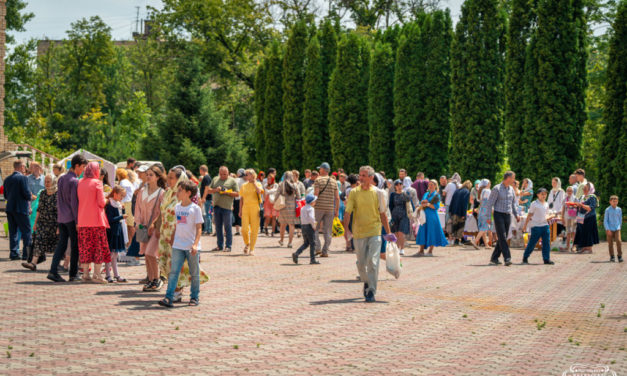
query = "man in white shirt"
xmin=521 ymin=188 xmax=554 ymax=265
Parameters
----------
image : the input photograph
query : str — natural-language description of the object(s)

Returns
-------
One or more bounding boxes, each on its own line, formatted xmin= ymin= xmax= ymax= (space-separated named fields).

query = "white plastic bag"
xmin=386 ymin=241 xmax=402 ymax=279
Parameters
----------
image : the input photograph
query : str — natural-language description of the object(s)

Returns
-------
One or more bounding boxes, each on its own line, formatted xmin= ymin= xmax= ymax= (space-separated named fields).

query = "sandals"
xmin=115 ymin=276 xmax=127 ymax=283
xmin=243 ymin=245 xmax=249 ymax=255
xmin=278 ymin=240 xmax=284 ymax=247
xmin=106 ymin=277 xmax=114 ymax=283
xmin=158 ymin=298 xmax=173 ymax=308
xmin=91 ymin=277 xmax=107 ymax=284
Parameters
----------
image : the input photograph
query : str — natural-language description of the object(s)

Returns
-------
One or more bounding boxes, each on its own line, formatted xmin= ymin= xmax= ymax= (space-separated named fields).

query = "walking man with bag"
xmin=313 ymin=162 xmax=339 ymax=257
xmin=344 ymin=166 xmax=396 ymax=303
xmin=207 ymin=166 xmax=239 ymax=252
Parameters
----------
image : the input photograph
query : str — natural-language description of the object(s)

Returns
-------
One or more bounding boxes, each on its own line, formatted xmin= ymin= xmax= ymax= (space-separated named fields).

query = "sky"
xmin=10 ymin=0 xmax=465 ymax=46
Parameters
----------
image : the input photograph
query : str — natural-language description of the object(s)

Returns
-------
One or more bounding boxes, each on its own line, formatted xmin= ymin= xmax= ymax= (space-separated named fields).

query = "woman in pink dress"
xmin=77 ymin=162 xmax=110 ymax=283
xmin=134 ymin=165 xmax=166 ymax=291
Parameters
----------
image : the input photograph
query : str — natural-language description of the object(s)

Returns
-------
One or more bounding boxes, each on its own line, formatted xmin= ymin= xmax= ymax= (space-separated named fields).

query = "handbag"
xmin=136 ymin=188 xmax=162 ymax=243
xmin=274 ymin=194 xmax=286 ymax=210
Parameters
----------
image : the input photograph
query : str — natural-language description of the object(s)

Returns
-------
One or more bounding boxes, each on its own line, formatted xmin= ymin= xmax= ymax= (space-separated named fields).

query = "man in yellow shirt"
xmin=344 ymin=166 xmax=395 ymax=302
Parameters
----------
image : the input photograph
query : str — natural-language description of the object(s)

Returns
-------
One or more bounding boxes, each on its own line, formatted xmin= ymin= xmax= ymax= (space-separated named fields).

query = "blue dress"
xmin=416 ymin=191 xmax=449 ymax=247
xmin=477 ymin=190 xmax=492 ymax=232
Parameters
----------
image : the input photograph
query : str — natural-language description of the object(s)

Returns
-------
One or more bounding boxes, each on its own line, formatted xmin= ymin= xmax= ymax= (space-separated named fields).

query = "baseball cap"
xmin=537 ymin=188 xmax=548 ymax=194
xmin=317 ymin=162 xmax=330 ymax=171
xmin=137 ymin=164 xmax=149 ymax=173
xmin=305 ymin=194 xmax=317 ymax=204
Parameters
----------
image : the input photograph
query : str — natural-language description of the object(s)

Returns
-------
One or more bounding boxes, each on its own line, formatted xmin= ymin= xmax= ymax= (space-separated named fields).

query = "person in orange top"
xmin=77 ymin=162 xmax=111 ymax=283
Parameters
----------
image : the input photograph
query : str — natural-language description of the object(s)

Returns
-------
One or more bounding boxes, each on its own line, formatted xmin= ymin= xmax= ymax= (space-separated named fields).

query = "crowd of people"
xmin=2 ymin=156 xmax=623 ymax=305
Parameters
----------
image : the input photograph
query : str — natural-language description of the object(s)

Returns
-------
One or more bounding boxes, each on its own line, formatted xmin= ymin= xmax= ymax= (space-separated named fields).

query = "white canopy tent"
xmin=61 ymin=149 xmax=116 ymax=187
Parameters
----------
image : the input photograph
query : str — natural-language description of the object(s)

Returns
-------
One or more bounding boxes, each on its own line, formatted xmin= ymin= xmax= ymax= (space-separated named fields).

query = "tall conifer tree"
xmin=263 ymin=42 xmax=284 ymax=170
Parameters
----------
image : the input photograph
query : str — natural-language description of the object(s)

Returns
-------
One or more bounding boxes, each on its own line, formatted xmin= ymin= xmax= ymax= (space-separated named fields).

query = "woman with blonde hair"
xmin=239 ymin=169 xmax=264 ymax=255
xmin=278 ymin=171 xmax=297 ymax=248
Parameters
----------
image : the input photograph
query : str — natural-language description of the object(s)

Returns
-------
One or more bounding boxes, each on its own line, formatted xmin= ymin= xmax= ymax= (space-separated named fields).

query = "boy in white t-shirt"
xmin=159 ymin=181 xmax=204 ymax=308
xmin=521 ymin=188 xmax=555 ymax=265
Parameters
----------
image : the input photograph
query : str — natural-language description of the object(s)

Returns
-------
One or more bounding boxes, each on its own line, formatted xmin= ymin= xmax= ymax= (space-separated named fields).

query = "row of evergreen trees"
xmin=254 ymin=0 xmax=626 ymax=201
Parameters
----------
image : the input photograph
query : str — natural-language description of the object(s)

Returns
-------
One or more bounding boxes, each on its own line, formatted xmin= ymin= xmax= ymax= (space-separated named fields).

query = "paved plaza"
xmin=0 ymin=233 xmax=625 ymax=375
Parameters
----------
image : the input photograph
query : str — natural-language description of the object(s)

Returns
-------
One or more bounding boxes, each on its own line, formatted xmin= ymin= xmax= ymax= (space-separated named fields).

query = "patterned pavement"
xmin=0 ymin=232 xmax=625 ymax=375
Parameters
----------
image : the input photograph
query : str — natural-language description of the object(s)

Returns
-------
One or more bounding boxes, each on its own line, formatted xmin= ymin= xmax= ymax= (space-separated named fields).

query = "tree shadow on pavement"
xmin=329 ymin=279 xmax=360 ymax=283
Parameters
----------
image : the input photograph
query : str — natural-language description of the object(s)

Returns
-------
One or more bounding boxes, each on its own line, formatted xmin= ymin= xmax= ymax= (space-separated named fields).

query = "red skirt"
xmin=78 ymin=227 xmax=111 ymax=264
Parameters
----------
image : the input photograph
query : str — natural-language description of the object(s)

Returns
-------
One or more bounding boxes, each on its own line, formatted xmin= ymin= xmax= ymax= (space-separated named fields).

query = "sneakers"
xmin=142 ymin=280 xmax=155 ymax=292
xmin=310 ymin=260 xmax=320 ymax=265
xmin=224 ymin=247 xmax=232 ymax=253
xmin=139 ymin=276 xmax=149 ymax=285
xmin=504 ymin=260 xmax=512 ymax=266
xmin=365 ymin=290 xmax=376 ymax=303
xmin=619 ymin=256 xmax=624 ymax=263
xmin=610 ymin=256 xmax=616 ymax=262
xmin=489 ymin=260 xmax=501 ymax=265
xmin=544 ymin=260 xmax=555 ymax=265
xmin=363 ymin=283 xmax=369 ymax=298
xmin=522 ymin=258 xmax=529 ymax=265
xmin=399 ymin=249 xmax=405 ymax=256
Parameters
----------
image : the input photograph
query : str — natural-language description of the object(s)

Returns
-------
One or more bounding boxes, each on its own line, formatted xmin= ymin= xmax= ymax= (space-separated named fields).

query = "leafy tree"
xmin=154 ymin=0 xmax=273 ymax=89
xmin=368 ymin=41 xmax=395 ymax=173
xmin=417 ymin=10 xmax=452 ymax=178
xmin=4 ymin=40 xmax=37 ymax=131
xmin=262 ymin=42 xmax=284 ymax=170
xmin=598 ymin=0 xmax=627 ymax=210
xmin=254 ymin=59 xmax=268 ymax=168
xmin=5 ymin=0 xmax=34 ymax=44
xmin=282 ymin=20 xmax=308 ymax=170
xmin=328 ymin=32 xmax=369 ymax=172
xmin=393 ymin=23 xmax=423 ymax=173
xmin=302 ymin=36 xmax=331 ymax=170
xmin=449 ymin=0 xmax=506 ymax=181
xmin=505 ymin=0 xmax=536 ymax=173
xmin=154 ymin=52 xmax=247 ymax=171
xmin=318 ymin=19 xmax=337 ymax=154
xmin=522 ymin=0 xmax=587 ymax=188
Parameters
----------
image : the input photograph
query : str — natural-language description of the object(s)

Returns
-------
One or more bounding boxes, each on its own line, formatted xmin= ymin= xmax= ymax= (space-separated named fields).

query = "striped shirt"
xmin=486 ymin=183 xmax=517 ymax=215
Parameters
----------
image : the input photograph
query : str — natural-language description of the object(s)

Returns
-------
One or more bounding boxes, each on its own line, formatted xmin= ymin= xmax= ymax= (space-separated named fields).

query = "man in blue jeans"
xmin=486 ymin=171 xmax=520 ymax=266
xmin=3 ymin=160 xmax=32 ymax=260
xmin=207 ymin=166 xmax=239 ymax=252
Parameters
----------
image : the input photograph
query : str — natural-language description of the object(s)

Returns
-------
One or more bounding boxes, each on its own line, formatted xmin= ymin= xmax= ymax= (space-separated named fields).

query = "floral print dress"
xmin=158 ymin=174 xmax=209 ymax=288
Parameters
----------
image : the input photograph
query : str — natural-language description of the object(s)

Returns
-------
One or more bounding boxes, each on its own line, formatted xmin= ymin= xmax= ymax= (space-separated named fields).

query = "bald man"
xmin=207 ymin=167 xmax=239 ymax=252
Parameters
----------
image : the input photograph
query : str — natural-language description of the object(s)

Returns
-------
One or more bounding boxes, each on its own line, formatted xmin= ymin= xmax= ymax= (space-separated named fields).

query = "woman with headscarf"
xmin=278 ymin=171 xmax=297 ymax=248
xmin=416 ymin=180 xmax=448 ymax=256
xmin=574 ymin=183 xmax=599 ymax=254
xmin=389 ymin=180 xmax=412 ymax=255
xmin=22 ymin=174 xmax=58 ymax=271
xmin=448 ymin=180 xmax=472 ymax=245
xmin=519 ymin=178 xmax=534 ymax=213
xmin=77 ymin=162 xmax=110 ymax=283
xmin=263 ymin=174 xmax=279 ymax=237
xmin=136 ymin=165 xmax=166 ymax=291
xmin=157 ymin=166 xmax=209 ymax=300
xmin=471 ymin=179 xmax=493 ymax=249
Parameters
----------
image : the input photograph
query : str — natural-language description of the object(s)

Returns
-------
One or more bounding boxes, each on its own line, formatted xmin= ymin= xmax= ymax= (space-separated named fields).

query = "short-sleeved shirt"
xmin=199 ymin=174 xmax=212 ymax=200
xmin=527 ymin=200 xmax=548 ymax=228
xmin=314 ymin=176 xmax=338 ymax=213
xmin=240 ymin=181 xmax=264 ymax=207
xmin=173 ymin=202 xmax=204 ymax=250
xmin=27 ymin=174 xmax=45 ymax=196
xmin=210 ymin=176 xmax=239 ymax=210
xmin=345 ymin=185 xmax=386 ymax=239
xmin=444 ymin=182 xmax=458 ymax=206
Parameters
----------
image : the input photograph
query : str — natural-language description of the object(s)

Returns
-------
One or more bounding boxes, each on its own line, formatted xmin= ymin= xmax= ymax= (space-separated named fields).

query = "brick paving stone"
xmin=0 ymin=233 xmax=625 ymax=375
